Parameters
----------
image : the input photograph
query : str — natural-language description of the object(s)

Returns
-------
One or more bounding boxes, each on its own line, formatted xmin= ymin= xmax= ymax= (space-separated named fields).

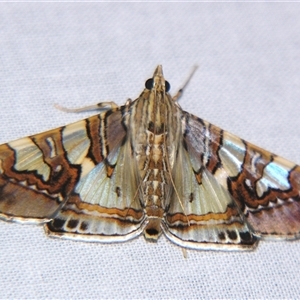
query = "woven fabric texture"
xmin=1 ymin=3 xmax=300 ymax=299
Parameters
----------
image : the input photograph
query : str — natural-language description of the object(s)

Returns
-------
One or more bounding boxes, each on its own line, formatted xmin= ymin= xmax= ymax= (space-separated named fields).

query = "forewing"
xmin=181 ymin=112 xmax=300 ymax=241
xmin=0 ymin=108 xmax=127 ymax=223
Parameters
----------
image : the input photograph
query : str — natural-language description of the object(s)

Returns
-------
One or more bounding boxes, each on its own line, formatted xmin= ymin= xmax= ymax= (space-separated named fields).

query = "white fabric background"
xmin=1 ymin=3 xmax=300 ymax=299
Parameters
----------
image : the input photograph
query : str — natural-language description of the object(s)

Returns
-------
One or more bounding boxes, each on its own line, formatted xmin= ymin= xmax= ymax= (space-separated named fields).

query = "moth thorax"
xmin=144 ymin=218 xmax=162 ymax=241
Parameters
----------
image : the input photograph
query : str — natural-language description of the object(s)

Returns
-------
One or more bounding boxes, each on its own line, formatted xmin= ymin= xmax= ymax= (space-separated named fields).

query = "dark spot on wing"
xmin=239 ymin=231 xmax=252 ymax=242
xmin=80 ymin=221 xmax=88 ymax=231
xmin=51 ymin=218 xmax=66 ymax=230
xmin=116 ymin=186 xmax=121 ymax=197
xmin=227 ymin=230 xmax=238 ymax=240
xmin=218 ymin=232 xmax=226 ymax=240
xmin=67 ymin=219 xmax=79 ymax=229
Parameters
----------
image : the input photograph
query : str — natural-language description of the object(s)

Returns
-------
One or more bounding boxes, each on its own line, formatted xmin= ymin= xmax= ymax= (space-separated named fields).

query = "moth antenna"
xmin=172 ymin=65 xmax=198 ymax=102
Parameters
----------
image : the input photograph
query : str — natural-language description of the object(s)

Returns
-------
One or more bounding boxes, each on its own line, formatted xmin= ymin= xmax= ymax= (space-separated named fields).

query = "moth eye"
xmin=165 ymin=81 xmax=171 ymax=92
xmin=145 ymin=78 xmax=154 ymax=90
xmin=145 ymin=78 xmax=170 ymax=92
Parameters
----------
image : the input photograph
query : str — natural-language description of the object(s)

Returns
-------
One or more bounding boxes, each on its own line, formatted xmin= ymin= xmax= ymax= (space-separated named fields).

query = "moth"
xmin=1 ymin=66 xmax=300 ymax=251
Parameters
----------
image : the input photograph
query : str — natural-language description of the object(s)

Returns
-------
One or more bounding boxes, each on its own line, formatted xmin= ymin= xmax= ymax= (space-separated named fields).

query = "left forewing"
xmin=0 ymin=108 xmax=127 ymax=223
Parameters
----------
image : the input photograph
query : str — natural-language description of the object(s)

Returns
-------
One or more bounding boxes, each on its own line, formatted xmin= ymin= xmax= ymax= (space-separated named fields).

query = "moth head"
xmin=145 ymin=65 xmax=170 ymax=93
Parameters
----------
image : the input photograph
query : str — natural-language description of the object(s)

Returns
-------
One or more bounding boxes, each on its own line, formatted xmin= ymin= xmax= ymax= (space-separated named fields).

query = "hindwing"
xmin=46 ymin=124 xmax=145 ymax=242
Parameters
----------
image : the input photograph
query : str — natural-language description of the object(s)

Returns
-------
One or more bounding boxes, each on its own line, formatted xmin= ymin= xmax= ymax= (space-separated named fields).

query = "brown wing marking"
xmin=228 ymin=143 xmax=300 ymax=238
xmin=0 ymin=129 xmax=80 ymax=222
xmin=86 ymin=108 xmax=127 ymax=164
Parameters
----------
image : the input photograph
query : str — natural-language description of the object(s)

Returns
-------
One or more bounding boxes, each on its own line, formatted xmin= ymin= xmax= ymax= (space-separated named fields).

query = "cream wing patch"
xmin=62 ymin=120 xmax=96 ymax=177
xmin=218 ymin=131 xmax=246 ymax=178
xmin=255 ymin=157 xmax=295 ymax=197
xmin=9 ymin=137 xmax=51 ymax=181
xmin=169 ymin=146 xmax=233 ymax=216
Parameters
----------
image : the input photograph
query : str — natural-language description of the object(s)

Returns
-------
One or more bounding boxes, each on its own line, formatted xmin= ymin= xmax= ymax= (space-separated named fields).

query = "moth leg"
xmin=54 ymin=101 xmax=119 ymax=113
xmin=182 ymin=248 xmax=188 ymax=259
xmin=172 ymin=65 xmax=198 ymax=102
